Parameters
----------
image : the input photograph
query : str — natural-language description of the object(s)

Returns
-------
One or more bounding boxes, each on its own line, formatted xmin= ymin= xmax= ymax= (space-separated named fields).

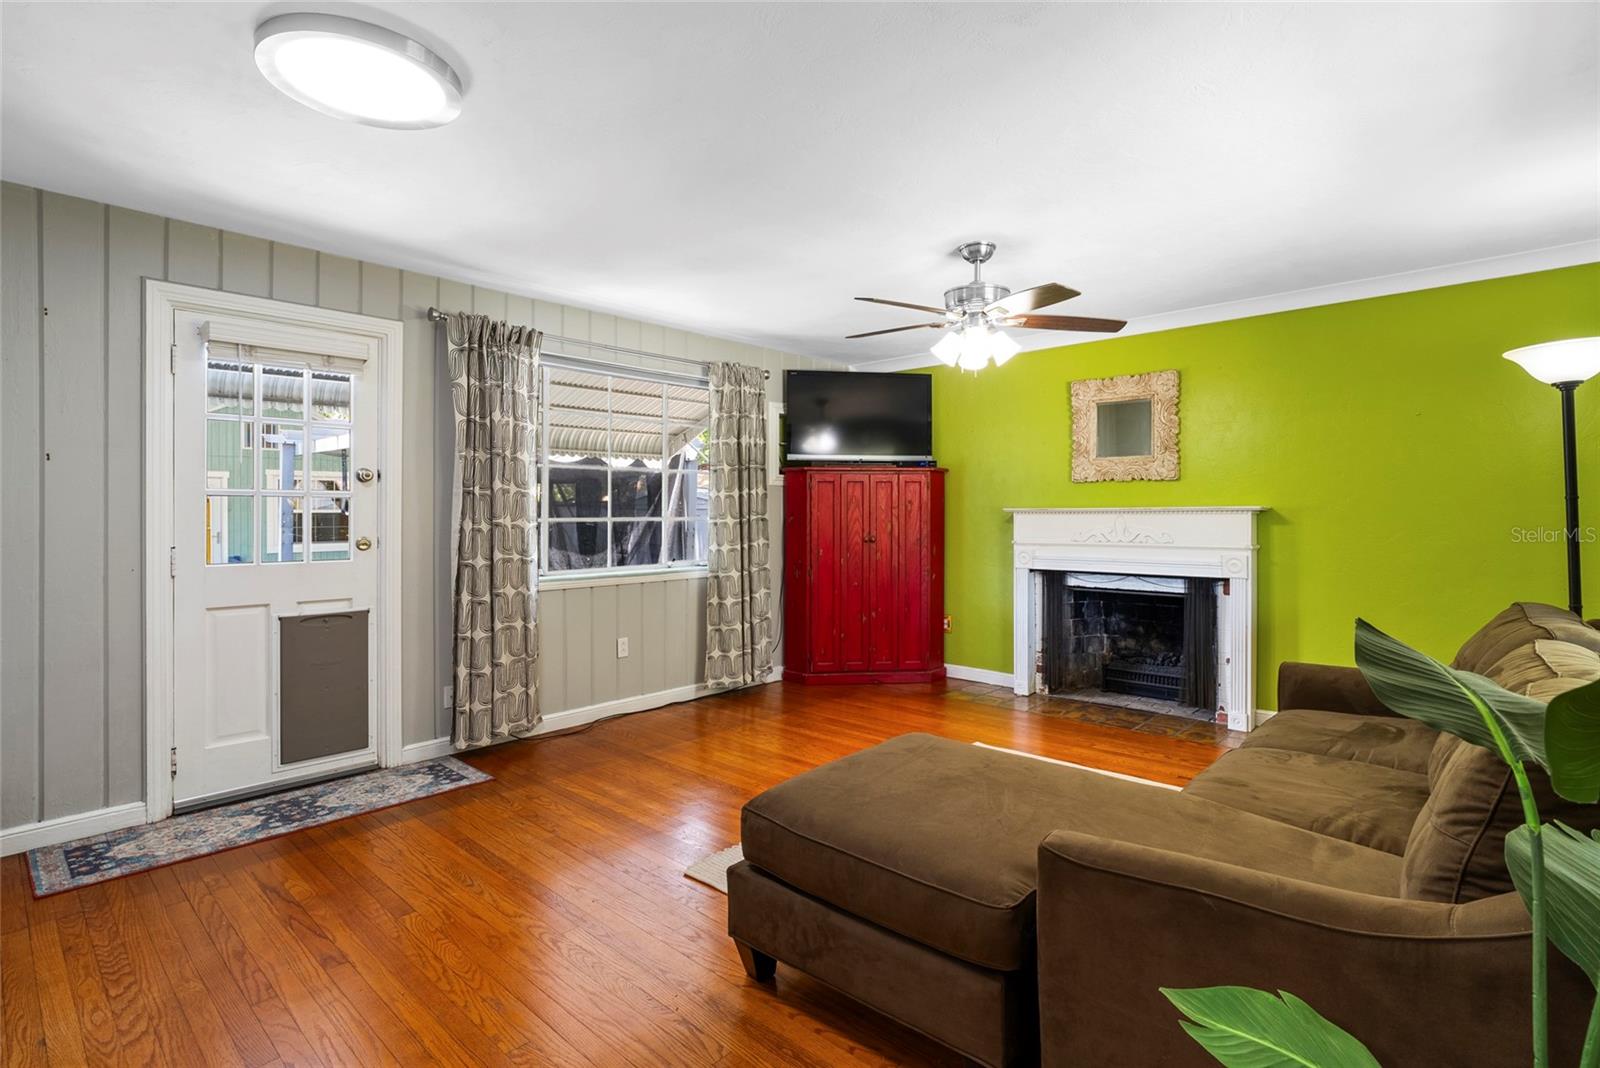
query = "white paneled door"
xmin=171 ymin=310 xmax=380 ymax=806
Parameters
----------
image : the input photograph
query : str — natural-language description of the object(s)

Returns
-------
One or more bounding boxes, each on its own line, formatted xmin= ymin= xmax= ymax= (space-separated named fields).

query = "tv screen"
xmin=784 ymin=371 xmax=933 ymax=462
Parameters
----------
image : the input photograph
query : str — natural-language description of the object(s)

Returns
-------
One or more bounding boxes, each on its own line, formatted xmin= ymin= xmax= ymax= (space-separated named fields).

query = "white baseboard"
xmin=1253 ymin=708 xmax=1276 ymax=729
xmin=534 ymin=683 xmax=715 ymax=735
xmin=413 ymin=680 xmax=766 ymax=757
xmin=1 ymin=801 xmax=150 ymax=857
xmin=945 ymin=663 xmax=1016 ymax=688
xmin=399 ymin=736 xmax=457 ymax=764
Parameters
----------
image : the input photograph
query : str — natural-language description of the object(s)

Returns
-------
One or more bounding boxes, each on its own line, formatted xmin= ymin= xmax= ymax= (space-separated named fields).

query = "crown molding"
xmin=850 ymin=240 xmax=1600 ymax=371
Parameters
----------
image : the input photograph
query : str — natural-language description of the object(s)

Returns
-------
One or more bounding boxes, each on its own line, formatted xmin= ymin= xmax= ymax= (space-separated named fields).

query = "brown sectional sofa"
xmin=726 ymin=603 xmax=1600 ymax=1066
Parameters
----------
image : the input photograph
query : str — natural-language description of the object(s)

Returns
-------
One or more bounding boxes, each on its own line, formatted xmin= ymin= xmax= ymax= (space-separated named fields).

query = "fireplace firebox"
xmin=1040 ymin=573 xmax=1219 ymax=711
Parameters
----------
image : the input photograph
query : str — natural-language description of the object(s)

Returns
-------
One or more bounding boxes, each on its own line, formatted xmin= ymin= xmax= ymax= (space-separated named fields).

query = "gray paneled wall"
xmin=0 ymin=181 xmax=823 ymax=831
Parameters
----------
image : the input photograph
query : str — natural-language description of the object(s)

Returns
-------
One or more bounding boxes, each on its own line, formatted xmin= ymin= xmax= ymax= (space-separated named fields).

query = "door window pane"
xmin=309 ymin=426 xmax=351 ymax=492
xmin=261 ymin=495 xmax=303 ymax=563
xmin=205 ymin=495 xmax=253 ymax=564
xmin=201 ymin=354 xmax=358 ymax=569
xmin=205 ymin=418 xmax=254 ymax=489
xmin=546 ymin=522 xmax=607 ymax=571
xmin=206 ymin=360 xmax=254 ymax=416
xmin=260 ymin=423 xmax=306 ymax=491
xmin=309 ymin=496 xmax=351 ymax=560
xmin=611 ymin=521 xmax=662 ymax=567
xmin=260 ymin=365 xmax=306 ymax=420
xmin=310 ymin=371 xmax=352 ymax=422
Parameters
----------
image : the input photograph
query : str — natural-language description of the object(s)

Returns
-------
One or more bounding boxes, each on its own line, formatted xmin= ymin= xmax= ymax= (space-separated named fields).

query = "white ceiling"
xmin=4 ymin=2 xmax=1596 ymax=366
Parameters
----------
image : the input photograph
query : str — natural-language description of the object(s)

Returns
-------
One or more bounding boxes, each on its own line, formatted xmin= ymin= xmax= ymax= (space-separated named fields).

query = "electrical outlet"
xmin=616 ymin=637 xmax=630 ymax=658
xmin=441 ymin=685 xmax=453 ymax=708
xmin=943 ymin=615 xmax=952 ymax=632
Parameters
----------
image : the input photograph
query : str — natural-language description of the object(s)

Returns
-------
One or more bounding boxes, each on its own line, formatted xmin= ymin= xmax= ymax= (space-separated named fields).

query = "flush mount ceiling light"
xmin=254 ymin=13 xmax=463 ymax=129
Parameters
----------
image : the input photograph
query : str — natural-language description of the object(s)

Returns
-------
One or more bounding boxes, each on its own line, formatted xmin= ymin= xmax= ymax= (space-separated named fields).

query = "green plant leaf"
xmin=1508 ymin=823 xmax=1600 ymax=988
xmin=1545 ymin=678 xmax=1600 ymax=803
xmin=1161 ymin=986 xmax=1382 ymax=1067
xmin=1354 ymin=619 xmax=1548 ymax=768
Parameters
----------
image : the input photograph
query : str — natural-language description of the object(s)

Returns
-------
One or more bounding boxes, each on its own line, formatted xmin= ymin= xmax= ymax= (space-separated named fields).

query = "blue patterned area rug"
xmin=27 ymin=757 xmax=490 ymax=897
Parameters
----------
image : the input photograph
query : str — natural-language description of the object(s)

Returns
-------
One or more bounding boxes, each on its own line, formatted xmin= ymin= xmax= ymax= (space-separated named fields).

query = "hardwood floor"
xmin=1 ymin=680 xmax=1235 ymax=1067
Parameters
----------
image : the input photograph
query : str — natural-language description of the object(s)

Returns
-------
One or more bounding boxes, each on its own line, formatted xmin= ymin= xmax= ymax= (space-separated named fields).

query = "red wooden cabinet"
xmin=783 ymin=466 xmax=945 ymax=684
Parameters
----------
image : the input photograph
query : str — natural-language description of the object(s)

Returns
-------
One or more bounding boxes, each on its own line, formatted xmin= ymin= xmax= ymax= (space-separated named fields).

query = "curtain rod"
xmin=427 ymin=307 xmax=770 ymax=379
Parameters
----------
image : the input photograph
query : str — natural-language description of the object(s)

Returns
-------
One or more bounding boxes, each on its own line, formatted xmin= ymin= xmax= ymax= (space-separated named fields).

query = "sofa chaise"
xmin=726 ymin=603 xmax=1600 ymax=1066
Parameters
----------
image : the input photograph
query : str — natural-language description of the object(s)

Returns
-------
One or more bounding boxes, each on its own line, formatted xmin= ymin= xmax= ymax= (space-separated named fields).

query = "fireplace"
xmin=1008 ymin=507 xmax=1263 ymax=731
xmin=1040 ymin=573 xmax=1218 ymax=710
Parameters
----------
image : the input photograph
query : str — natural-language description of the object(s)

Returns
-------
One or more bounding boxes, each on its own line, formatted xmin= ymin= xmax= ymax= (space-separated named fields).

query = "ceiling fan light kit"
xmin=848 ymin=241 xmax=1127 ymax=372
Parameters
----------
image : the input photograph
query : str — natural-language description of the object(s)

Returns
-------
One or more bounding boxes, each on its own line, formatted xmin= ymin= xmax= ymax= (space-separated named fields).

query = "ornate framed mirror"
xmin=1070 ymin=370 xmax=1180 ymax=482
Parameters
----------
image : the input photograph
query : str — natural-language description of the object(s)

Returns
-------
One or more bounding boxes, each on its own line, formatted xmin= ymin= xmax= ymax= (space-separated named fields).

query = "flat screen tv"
xmin=784 ymin=370 xmax=933 ymax=462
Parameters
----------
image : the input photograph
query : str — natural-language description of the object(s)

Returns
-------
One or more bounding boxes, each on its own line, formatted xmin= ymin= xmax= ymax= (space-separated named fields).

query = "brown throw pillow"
xmin=1402 ymin=733 xmax=1600 ymax=902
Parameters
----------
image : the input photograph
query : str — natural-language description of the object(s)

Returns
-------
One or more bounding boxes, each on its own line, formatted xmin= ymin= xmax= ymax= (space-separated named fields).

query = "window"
xmin=538 ymin=363 xmax=712 ymax=576
xmin=203 ymin=352 xmax=353 ymax=565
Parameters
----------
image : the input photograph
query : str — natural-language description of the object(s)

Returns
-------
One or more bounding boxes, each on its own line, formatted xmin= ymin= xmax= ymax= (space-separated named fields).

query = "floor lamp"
xmin=1504 ymin=337 xmax=1600 ymax=618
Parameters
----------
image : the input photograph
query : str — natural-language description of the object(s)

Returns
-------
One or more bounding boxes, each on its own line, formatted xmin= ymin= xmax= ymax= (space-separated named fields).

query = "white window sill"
xmin=539 ymin=566 xmax=709 ymax=591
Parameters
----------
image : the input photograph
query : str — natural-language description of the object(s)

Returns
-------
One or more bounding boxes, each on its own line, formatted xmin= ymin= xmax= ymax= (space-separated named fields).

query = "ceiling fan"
xmin=848 ymin=241 xmax=1127 ymax=371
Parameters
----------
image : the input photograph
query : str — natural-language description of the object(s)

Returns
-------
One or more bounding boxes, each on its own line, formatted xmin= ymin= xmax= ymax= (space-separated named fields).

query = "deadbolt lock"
xmin=355 ymin=467 xmax=378 ymax=483
xmin=355 ymin=537 xmax=373 ymax=552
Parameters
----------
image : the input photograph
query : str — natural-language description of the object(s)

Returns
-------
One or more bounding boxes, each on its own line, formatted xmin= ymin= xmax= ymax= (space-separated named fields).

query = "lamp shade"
xmin=930 ymin=331 xmax=961 ymax=366
xmin=931 ymin=324 xmax=1023 ymax=370
xmin=1504 ymin=337 xmax=1600 ymax=386
xmin=989 ymin=330 xmax=1021 ymax=366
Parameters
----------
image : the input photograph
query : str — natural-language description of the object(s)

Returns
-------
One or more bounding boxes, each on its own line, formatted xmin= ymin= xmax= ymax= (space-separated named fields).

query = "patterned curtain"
xmin=704 ymin=364 xmax=774 ymax=689
xmin=447 ymin=313 xmax=542 ymax=748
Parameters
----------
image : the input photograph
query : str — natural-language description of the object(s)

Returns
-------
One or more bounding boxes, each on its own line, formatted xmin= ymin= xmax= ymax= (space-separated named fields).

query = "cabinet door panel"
xmin=837 ymin=473 xmax=870 ymax=671
xmin=807 ymin=474 xmax=840 ymax=671
xmin=866 ymin=473 xmax=898 ymax=670
xmin=896 ymin=473 xmax=932 ymax=669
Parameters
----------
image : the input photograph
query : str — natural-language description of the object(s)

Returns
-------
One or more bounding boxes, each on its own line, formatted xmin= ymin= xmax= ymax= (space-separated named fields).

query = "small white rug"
xmin=972 ymin=742 xmax=1181 ymax=790
xmin=684 ymin=742 xmax=1179 ymax=895
xmin=685 ymin=842 xmax=744 ymax=893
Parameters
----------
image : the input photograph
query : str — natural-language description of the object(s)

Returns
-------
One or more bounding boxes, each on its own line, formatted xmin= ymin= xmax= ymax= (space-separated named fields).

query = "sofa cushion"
xmin=741 ymin=733 xmax=1192 ymax=971
xmin=1400 ymin=734 xmax=1513 ymax=902
xmin=1240 ymin=708 xmax=1437 ymax=774
xmin=1402 ymin=728 xmax=1600 ymax=903
xmin=1452 ymin=602 xmax=1600 ymax=676
xmin=1183 ymin=747 xmax=1429 ymax=854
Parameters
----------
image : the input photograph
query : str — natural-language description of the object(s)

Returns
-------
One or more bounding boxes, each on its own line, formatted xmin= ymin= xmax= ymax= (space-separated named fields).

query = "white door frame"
xmin=144 ymin=280 xmax=405 ymax=821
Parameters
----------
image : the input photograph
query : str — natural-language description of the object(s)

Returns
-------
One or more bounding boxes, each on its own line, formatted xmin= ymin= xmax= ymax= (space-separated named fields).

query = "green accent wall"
xmin=930 ymin=264 xmax=1600 ymax=707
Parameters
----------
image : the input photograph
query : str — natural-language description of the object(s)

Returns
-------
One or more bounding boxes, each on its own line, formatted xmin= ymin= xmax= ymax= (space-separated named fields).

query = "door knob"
xmin=355 ymin=467 xmax=377 ymax=483
xmin=355 ymin=537 xmax=373 ymax=551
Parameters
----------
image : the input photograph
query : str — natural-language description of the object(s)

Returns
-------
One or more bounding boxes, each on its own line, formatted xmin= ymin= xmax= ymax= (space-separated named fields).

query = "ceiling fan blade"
xmin=856 ymin=296 xmax=948 ymax=316
xmin=987 ymin=283 xmax=1080 ymax=316
xmin=1005 ymin=314 xmax=1127 ymax=333
xmin=845 ymin=322 xmax=945 ymax=339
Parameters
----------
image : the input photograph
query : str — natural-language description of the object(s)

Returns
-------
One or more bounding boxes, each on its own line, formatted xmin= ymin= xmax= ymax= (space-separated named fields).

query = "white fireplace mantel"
xmin=1007 ymin=507 xmax=1265 ymax=731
